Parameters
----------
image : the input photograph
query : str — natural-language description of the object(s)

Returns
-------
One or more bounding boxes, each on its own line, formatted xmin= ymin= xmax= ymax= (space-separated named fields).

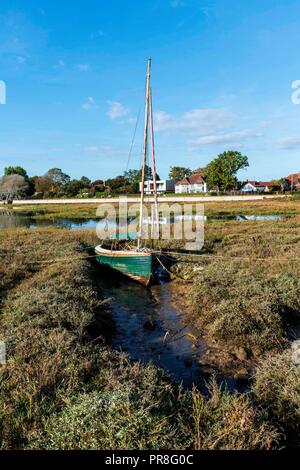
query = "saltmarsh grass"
xmin=0 ymin=227 xmax=279 ymax=449
xmin=252 ymin=351 xmax=300 ymax=444
xmin=172 ymin=217 xmax=300 ymax=356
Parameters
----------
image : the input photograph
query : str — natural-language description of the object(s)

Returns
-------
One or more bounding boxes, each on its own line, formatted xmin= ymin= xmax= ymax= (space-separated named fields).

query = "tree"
xmin=205 ymin=150 xmax=249 ymax=192
xmin=46 ymin=168 xmax=70 ymax=186
xmin=169 ymin=166 xmax=192 ymax=181
xmin=124 ymin=169 xmax=139 ymax=184
xmin=65 ymin=179 xmax=84 ymax=197
xmin=0 ymin=175 xmax=29 ymax=199
xmin=4 ymin=166 xmax=28 ymax=179
xmin=91 ymin=180 xmax=105 ymax=195
xmin=34 ymin=176 xmax=52 ymax=195
xmin=105 ymin=176 xmax=127 ymax=192
xmin=192 ymin=167 xmax=207 ymax=176
xmin=36 ymin=168 xmax=71 ymax=197
xmin=80 ymin=176 xmax=91 ymax=187
xmin=123 ymin=166 xmax=160 ymax=193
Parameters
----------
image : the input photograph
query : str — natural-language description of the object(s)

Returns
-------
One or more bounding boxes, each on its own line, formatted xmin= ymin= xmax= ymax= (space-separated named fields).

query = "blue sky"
xmin=0 ymin=0 xmax=300 ymax=181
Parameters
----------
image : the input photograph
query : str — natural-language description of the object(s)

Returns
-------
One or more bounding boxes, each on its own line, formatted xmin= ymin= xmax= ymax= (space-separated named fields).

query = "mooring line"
xmin=1 ymin=248 xmax=299 ymax=265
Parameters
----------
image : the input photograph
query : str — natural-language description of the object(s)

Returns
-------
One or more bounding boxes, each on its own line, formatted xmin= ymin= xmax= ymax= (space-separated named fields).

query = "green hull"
xmin=95 ymin=248 xmax=153 ymax=286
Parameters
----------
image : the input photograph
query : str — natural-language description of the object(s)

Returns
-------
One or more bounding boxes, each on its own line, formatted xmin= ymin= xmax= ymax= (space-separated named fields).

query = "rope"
xmin=1 ymin=248 xmax=299 ymax=266
xmin=155 ymin=254 xmax=173 ymax=276
xmin=125 ymin=107 xmax=141 ymax=173
xmin=162 ymin=251 xmax=300 ymax=263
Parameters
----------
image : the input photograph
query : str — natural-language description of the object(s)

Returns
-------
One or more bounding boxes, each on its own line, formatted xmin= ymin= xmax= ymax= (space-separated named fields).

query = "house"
xmin=139 ymin=179 xmax=175 ymax=194
xmin=241 ymin=181 xmax=278 ymax=193
xmin=284 ymin=173 xmax=300 ymax=191
xmin=175 ymin=174 xmax=207 ymax=194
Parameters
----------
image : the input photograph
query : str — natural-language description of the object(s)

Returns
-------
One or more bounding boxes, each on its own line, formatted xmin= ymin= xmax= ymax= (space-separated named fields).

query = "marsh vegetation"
xmin=0 ymin=198 xmax=300 ymax=449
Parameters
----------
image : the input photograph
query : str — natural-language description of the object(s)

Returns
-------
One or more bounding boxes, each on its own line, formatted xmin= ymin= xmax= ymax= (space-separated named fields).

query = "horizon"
xmin=1 ymin=0 xmax=300 ymax=181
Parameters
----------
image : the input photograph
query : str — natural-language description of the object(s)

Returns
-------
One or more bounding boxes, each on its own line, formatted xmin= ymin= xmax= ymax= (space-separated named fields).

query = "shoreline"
xmin=0 ymin=194 xmax=287 ymax=205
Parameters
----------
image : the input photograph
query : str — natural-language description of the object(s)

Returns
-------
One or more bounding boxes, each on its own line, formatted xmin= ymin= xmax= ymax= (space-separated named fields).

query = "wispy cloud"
xmin=83 ymin=145 xmax=99 ymax=152
xmin=81 ymin=144 xmax=125 ymax=159
xmin=16 ymin=55 xmax=26 ymax=64
xmin=90 ymin=30 xmax=106 ymax=39
xmin=154 ymin=107 xmax=263 ymax=150
xmin=0 ymin=11 xmax=47 ymax=60
xmin=277 ymin=136 xmax=300 ymax=150
xmin=154 ymin=108 xmax=236 ymax=134
xmin=82 ymin=97 xmax=98 ymax=111
xmin=106 ymin=101 xmax=129 ymax=120
xmin=76 ymin=63 xmax=90 ymax=72
xmin=189 ymin=130 xmax=262 ymax=149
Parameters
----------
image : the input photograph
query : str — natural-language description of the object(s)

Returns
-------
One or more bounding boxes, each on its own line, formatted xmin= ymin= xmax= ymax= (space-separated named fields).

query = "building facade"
xmin=241 ymin=181 xmax=277 ymax=193
xmin=175 ymin=174 xmax=207 ymax=194
xmin=139 ymin=179 xmax=175 ymax=194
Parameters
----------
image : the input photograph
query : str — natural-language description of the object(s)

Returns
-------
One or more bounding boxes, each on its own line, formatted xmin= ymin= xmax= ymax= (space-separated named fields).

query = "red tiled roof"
xmin=175 ymin=174 xmax=205 ymax=186
xmin=246 ymin=181 xmax=276 ymax=187
xmin=286 ymin=173 xmax=300 ymax=182
xmin=175 ymin=177 xmax=190 ymax=186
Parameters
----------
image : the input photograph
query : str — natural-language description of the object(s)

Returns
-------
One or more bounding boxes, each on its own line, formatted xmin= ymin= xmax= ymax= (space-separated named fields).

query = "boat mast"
xmin=138 ymin=58 xmax=151 ymax=249
xmin=149 ymin=86 xmax=159 ymax=237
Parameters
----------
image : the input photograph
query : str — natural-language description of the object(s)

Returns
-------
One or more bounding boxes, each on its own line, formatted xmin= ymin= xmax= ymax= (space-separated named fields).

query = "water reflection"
xmin=0 ymin=210 xmax=290 ymax=231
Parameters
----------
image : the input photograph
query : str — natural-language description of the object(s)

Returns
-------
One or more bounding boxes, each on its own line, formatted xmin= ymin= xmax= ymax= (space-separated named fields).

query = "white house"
xmin=139 ymin=179 xmax=175 ymax=194
xmin=241 ymin=181 xmax=277 ymax=193
xmin=175 ymin=174 xmax=207 ymax=194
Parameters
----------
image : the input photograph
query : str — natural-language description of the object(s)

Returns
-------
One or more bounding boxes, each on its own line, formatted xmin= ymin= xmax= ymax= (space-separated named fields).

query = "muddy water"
xmin=95 ymin=267 xmax=238 ymax=393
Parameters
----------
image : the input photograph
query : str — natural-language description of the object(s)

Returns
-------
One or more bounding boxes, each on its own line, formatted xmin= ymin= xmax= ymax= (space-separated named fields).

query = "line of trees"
xmin=1 ymin=150 xmax=287 ymax=199
xmin=0 ymin=165 xmax=160 ymax=199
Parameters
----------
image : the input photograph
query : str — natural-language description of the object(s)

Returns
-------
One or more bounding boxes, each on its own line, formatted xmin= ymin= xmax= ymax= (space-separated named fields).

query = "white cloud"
xmin=77 ymin=64 xmax=90 ymax=72
xmin=153 ymin=107 xmax=263 ymax=150
xmin=277 ymin=136 xmax=300 ymax=150
xmin=82 ymin=96 xmax=97 ymax=111
xmin=154 ymin=108 xmax=236 ymax=134
xmin=106 ymin=101 xmax=129 ymax=120
xmin=189 ymin=129 xmax=262 ymax=149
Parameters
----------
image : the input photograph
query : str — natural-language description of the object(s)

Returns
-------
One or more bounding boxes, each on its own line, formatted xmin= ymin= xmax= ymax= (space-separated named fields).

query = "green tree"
xmin=169 ymin=166 xmax=192 ymax=181
xmin=80 ymin=176 xmax=91 ymax=187
xmin=46 ymin=168 xmax=70 ymax=186
xmin=4 ymin=166 xmax=28 ymax=179
xmin=123 ymin=169 xmax=139 ymax=183
xmin=205 ymin=151 xmax=249 ymax=192
xmin=192 ymin=167 xmax=207 ymax=176
xmin=65 ymin=179 xmax=84 ymax=197
xmin=123 ymin=166 xmax=160 ymax=194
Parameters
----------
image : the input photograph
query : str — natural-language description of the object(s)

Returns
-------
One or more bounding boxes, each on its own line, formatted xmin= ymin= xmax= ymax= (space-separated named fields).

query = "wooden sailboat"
xmin=95 ymin=58 xmax=159 ymax=286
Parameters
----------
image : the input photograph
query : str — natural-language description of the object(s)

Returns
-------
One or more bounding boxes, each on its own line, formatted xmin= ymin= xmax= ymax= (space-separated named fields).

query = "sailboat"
xmin=95 ymin=58 xmax=160 ymax=286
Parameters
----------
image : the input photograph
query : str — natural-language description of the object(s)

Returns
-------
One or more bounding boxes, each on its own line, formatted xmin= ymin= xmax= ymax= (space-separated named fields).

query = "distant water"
xmin=0 ymin=211 xmax=291 ymax=231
